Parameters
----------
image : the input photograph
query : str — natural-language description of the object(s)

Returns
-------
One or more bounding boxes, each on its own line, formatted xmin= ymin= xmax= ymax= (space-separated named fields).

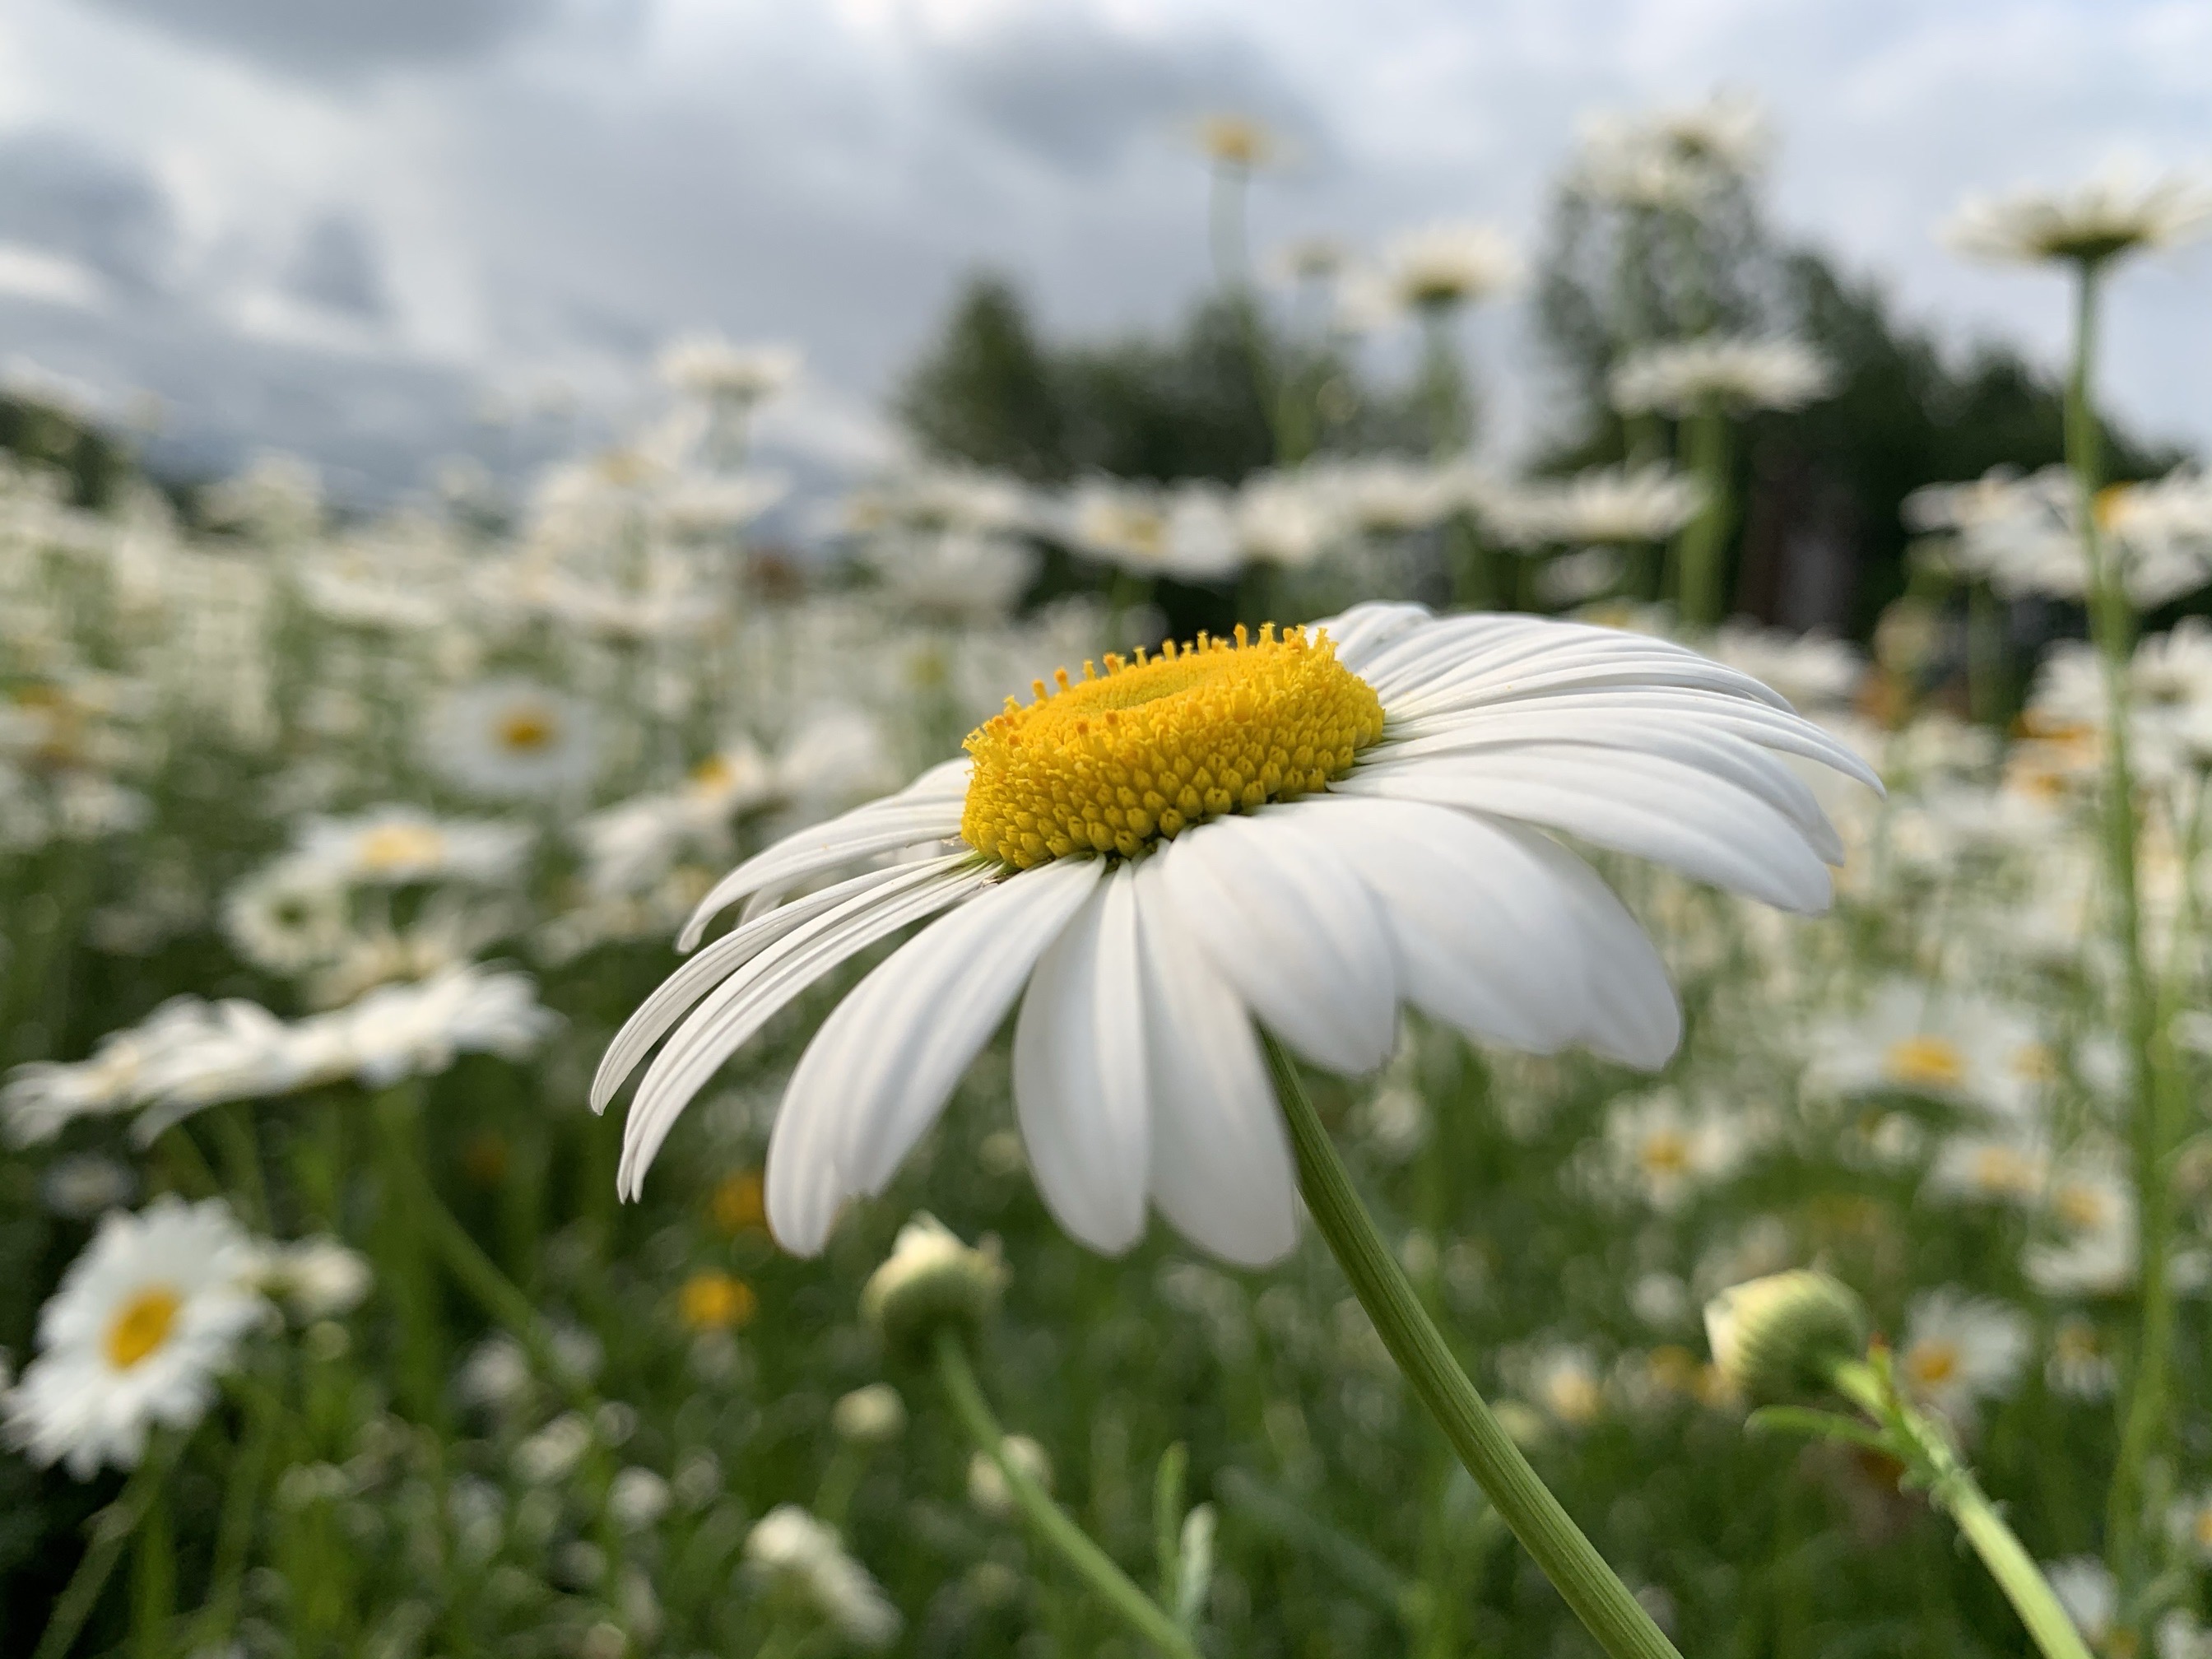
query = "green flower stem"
xmin=372 ymin=1082 xmax=448 ymax=1427
xmin=932 ymin=1329 xmax=1203 ymax=1659
xmin=1831 ymin=1364 xmax=2092 ymax=1659
xmin=1967 ymin=581 xmax=2005 ymax=728
xmin=1266 ymin=1038 xmax=1682 ymax=1659
xmin=193 ymin=1373 xmax=283 ymax=1649
xmin=131 ymin=1481 xmax=174 ymax=1659
xmin=35 ymin=1425 xmax=193 ymax=1659
xmin=1675 ymin=402 xmax=1733 ymax=628
xmin=2066 ymin=257 xmax=2176 ymax=1588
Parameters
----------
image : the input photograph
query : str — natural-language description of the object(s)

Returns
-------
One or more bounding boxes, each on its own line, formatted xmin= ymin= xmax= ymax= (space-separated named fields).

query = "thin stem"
xmin=132 ymin=1481 xmax=174 ymax=1659
xmin=932 ymin=1330 xmax=1203 ymax=1659
xmin=194 ymin=1373 xmax=282 ymax=1648
xmin=2069 ymin=255 xmax=2173 ymax=1593
xmin=35 ymin=1427 xmax=191 ymax=1659
xmin=1833 ymin=1365 xmax=2092 ymax=1659
xmin=1265 ymin=1038 xmax=1682 ymax=1659
xmin=372 ymin=1082 xmax=448 ymax=1427
xmin=1675 ymin=402 xmax=1733 ymax=628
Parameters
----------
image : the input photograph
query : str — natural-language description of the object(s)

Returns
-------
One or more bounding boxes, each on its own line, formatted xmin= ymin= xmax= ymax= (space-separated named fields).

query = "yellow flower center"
xmin=495 ymin=707 xmax=558 ymax=753
xmin=2052 ymin=1183 xmax=2112 ymax=1231
xmin=106 ymin=1285 xmax=182 ymax=1370
xmin=1638 ymin=1131 xmax=1692 ymax=1176
xmin=679 ymin=1270 xmax=757 ymax=1331
xmin=1971 ymin=1146 xmax=2042 ymax=1195
xmin=358 ymin=823 xmax=445 ymax=872
xmin=1884 ymin=1034 xmax=1965 ymax=1091
xmin=960 ymin=625 xmax=1384 ymax=869
xmin=1906 ymin=1341 xmax=1959 ymax=1390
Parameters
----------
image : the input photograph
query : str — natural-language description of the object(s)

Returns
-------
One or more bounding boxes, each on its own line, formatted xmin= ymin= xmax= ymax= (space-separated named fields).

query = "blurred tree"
xmin=0 ymin=394 xmax=135 ymax=511
xmin=899 ymin=272 xmax=1443 ymax=487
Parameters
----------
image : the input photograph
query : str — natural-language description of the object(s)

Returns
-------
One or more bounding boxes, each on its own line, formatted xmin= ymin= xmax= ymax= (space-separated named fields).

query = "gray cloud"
xmin=82 ymin=0 xmax=564 ymax=79
xmin=285 ymin=215 xmax=386 ymax=318
xmin=0 ymin=131 xmax=174 ymax=294
xmin=930 ymin=16 xmax=1327 ymax=177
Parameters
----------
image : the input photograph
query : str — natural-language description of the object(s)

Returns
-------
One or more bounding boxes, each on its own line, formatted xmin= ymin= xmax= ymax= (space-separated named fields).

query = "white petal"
xmin=1287 ymin=797 xmax=1588 ymax=1053
xmin=1341 ymin=749 xmax=1834 ymax=913
xmin=1499 ymin=822 xmax=1680 ymax=1068
xmin=1157 ymin=812 xmax=1398 ymax=1075
xmin=619 ymin=864 xmax=992 ymax=1197
xmin=766 ymin=857 xmax=1103 ymax=1254
xmin=1132 ymin=857 xmax=1300 ymax=1266
xmin=678 ymin=773 xmax=969 ymax=950
xmin=1304 ymin=602 xmax=1433 ymax=672
xmin=593 ymin=855 xmax=969 ymax=1112
xmin=1011 ymin=863 xmax=1150 ymax=1253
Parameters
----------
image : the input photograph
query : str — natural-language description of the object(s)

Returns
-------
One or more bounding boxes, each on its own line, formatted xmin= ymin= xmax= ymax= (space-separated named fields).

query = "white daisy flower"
xmin=1384 ymin=221 xmax=1522 ymax=311
xmin=4 ymin=1197 xmax=269 ymax=1478
xmin=336 ymin=964 xmax=563 ymax=1090
xmin=865 ymin=529 xmax=1036 ymax=623
xmin=655 ymin=334 xmax=801 ymax=407
xmin=1706 ymin=624 xmax=1865 ymax=714
xmin=1805 ymin=981 xmax=2054 ymax=1122
xmin=295 ymin=806 xmax=533 ymax=889
xmin=221 ymin=858 xmax=353 ymax=976
xmin=1910 ymin=465 xmax=2212 ymax=608
xmin=1609 ymin=335 xmax=1833 ymax=419
xmin=1895 ymin=1290 xmax=2031 ymax=1421
xmin=1599 ymin=1089 xmax=1748 ymax=1211
xmin=425 ymin=677 xmax=599 ymax=802
xmin=1945 ymin=168 xmax=2212 ymax=267
xmin=742 ymin=1504 xmax=900 ymax=1650
xmin=2045 ymin=1315 xmax=2116 ymax=1401
xmin=1058 ymin=479 xmax=1243 ymax=582
xmin=1488 ymin=464 xmax=1705 ymax=551
xmin=597 ymin=603 xmax=1874 ymax=1266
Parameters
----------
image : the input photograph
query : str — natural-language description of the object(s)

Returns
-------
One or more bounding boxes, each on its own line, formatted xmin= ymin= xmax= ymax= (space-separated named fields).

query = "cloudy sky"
xmin=1 ymin=0 xmax=2205 ymax=503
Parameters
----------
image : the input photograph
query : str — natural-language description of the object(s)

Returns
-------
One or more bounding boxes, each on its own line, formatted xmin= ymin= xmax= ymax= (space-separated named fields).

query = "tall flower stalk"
xmin=2070 ymin=257 xmax=2179 ymax=1601
xmin=1267 ymin=1039 xmax=1683 ymax=1659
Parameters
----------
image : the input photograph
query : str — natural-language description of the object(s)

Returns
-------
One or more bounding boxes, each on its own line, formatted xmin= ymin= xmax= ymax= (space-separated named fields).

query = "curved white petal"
xmin=619 ymin=862 xmax=992 ymax=1197
xmin=1132 ymin=856 xmax=1300 ymax=1266
xmin=1012 ymin=863 xmax=1150 ymax=1253
xmin=594 ymin=854 xmax=970 ymax=1112
xmin=1157 ymin=812 xmax=1398 ymax=1075
xmin=1340 ymin=749 xmax=1834 ymax=913
xmin=1285 ymin=797 xmax=1589 ymax=1053
xmin=766 ymin=857 xmax=1103 ymax=1254
xmin=678 ymin=762 xmax=973 ymax=949
xmin=1305 ymin=602 xmax=1434 ymax=672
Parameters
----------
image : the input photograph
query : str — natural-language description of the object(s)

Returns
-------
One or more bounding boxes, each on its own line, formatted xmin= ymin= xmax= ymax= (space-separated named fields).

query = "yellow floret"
xmin=960 ymin=623 xmax=1385 ymax=869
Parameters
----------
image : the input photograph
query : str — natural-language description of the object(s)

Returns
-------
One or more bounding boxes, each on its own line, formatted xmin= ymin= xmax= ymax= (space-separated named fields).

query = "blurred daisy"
xmin=1573 ymin=90 xmax=1770 ymax=209
xmin=1600 ymin=1089 xmax=1747 ymax=1211
xmin=2171 ymin=1491 xmax=2212 ymax=1564
xmin=1488 ymin=464 xmax=1704 ymax=551
xmin=1192 ymin=112 xmax=1280 ymax=170
xmin=1807 ymin=981 xmax=2053 ymax=1120
xmin=743 ymin=1505 xmax=900 ymax=1650
xmin=1910 ymin=465 xmax=2212 ymax=608
xmin=295 ymin=806 xmax=532 ymax=889
xmin=2046 ymin=1315 xmax=2116 ymax=1401
xmin=1059 ymin=478 xmax=1243 ymax=582
xmin=426 ymin=677 xmax=598 ymax=802
xmin=1384 ymin=221 xmax=1521 ymax=312
xmin=2 ymin=997 xmax=246 ymax=1145
xmin=655 ymin=334 xmax=801 ymax=407
xmin=38 ymin=1153 xmax=137 ymax=1220
xmin=4 ymin=1197 xmax=267 ymax=1478
xmin=1707 ymin=625 xmax=1865 ymax=714
xmin=1610 ymin=335 xmax=1833 ymax=418
xmin=1521 ymin=1344 xmax=1606 ymax=1428
xmin=598 ymin=602 xmax=1872 ymax=1266
xmin=221 ymin=859 xmax=352 ymax=976
xmin=1945 ymin=168 xmax=2212 ymax=267
xmin=2042 ymin=1557 xmax=2116 ymax=1649
xmin=1895 ymin=1290 xmax=2030 ymax=1421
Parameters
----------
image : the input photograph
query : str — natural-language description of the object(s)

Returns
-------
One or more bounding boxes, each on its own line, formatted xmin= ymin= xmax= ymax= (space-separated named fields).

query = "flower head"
xmin=597 ymin=604 xmax=1875 ymax=1266
xmin=425 ymin=678 xmax=598 ymax=802
xmin=1385 ymin=221 xmax=1521 ymax=311
xmin=1945 ymin=169 xmax=2212 ymax=267
xmin=5 ymin=1197 xmax=269 ymax=1478
xmin=1896 ymin=1290 xmax=2030 ymax=1420
xmin=859 ymin=1214 xmax=1006 ymax=1355
xmin=1703 ymin=1270 xmax=1868 ymax=1405
xmin=1610 ymin=335 xmax=1833 ymax=418
xmin=743 ymin=1505 xmax=900 ymax=1649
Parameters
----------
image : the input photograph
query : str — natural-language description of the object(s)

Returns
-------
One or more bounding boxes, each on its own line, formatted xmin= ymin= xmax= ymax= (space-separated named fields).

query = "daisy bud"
xmin=1703 ymin=1270 xmax=1869 ymax=1405
xmin=858 ymin=1215 xmax=1006 ymax=1357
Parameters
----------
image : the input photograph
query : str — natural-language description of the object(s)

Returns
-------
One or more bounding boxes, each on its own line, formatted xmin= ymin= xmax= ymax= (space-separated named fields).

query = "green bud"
xmin=1703 ymin=1270 xmax=1869 ymax=1406
xmin=859 ymin=1214 xmax=1007 ymax=1357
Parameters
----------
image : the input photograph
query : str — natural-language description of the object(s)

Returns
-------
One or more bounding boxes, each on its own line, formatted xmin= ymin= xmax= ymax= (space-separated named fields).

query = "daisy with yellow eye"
xmin=4 ymin=1197 xmax=268 ymax=1479
xmin=425 ymin=676 xmax=599 ymax=802
xmin=597 ymin=602 xmax=1876 ymax=1266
